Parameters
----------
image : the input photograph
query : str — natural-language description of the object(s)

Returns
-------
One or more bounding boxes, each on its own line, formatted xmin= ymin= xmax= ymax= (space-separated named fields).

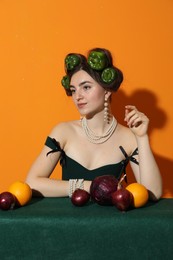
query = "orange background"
xmin=0 ymin=0 xmax=173 ymax=197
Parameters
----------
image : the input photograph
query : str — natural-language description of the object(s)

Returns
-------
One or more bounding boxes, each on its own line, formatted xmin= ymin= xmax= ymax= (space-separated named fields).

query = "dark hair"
xmin=63 ymin=48 xmax=123 ymax=96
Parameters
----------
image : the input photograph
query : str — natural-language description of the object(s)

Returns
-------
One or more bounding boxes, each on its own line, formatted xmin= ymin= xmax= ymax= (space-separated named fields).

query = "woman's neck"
xmin=81 ymin=113 xmax=117 ymax=144
xmin=83 ymin=111 xmax=114 ymax=136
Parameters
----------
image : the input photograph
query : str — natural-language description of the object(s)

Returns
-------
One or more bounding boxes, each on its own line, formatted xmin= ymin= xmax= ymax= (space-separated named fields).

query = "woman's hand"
xmin=124 ymin=105 xmax=149 ymax=137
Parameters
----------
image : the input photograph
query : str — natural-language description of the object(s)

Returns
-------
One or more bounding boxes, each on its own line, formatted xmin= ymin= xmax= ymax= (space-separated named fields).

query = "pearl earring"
xmin=104 ymin=96 xmax=110 ymax=124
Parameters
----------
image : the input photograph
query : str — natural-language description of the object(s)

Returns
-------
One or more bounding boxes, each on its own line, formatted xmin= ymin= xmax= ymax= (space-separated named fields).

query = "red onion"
xmin=111 ymin=188 xmax=132 ymax=211
xmin=0 ymin=191 xmax=16 ymax=210
xmin=90 ymin=175 xmax=119 ymax=205
xmin=71 ymin=189 xmax=90 ymax=207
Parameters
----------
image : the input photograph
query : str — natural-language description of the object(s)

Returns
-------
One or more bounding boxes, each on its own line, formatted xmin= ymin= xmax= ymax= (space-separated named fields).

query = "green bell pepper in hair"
xmin=101 ymin=68 xmax=117 ymax=83
xmin=88 ymin=51 xmax=106 ymax=71
xmin=65 ymin=54 xmax=80 ymax=70
xmin=61 ymin=75 xmax=70 ymax=89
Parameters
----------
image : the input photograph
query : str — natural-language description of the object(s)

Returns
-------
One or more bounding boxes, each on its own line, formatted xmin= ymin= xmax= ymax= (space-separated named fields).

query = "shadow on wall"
xmin=111 ymin=88 xmax=173 ymax=198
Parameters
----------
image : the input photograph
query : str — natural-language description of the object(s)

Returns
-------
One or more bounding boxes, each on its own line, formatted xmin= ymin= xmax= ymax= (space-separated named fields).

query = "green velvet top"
xmin=45 ymin=136 xmax=139 ymax=181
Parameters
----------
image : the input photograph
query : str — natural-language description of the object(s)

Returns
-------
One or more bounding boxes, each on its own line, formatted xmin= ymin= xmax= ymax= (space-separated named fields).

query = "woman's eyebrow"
xmin=79 ymin=81 xmax=93 ymax=86
xmin=70 ymin=81 xmax=93 ymax=88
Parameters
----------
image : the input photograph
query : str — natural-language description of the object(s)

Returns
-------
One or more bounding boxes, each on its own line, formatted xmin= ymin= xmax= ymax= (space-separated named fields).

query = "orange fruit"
xmin=126 ymin=183 xmax=149 ymax=208
xmin=8 ymin=181 xmax=32 ymax=206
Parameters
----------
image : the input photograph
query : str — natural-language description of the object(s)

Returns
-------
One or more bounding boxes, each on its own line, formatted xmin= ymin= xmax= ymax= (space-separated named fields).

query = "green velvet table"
xmin=0 ymin=198 xmax=173 ymax=260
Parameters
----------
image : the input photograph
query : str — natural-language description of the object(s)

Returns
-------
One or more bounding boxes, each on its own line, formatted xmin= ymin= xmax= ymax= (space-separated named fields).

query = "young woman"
xmin=26 ymin=48 xmax=162 ymax=200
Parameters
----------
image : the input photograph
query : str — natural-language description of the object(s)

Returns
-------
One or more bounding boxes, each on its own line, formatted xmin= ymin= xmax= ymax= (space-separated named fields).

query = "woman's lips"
xmin=77 ymin=103 xmax=87 ymax=109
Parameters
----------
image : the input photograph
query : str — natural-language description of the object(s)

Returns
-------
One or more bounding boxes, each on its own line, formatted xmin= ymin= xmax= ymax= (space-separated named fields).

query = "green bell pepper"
xmin=65 ymin=54 xmax=80 ymax=70
xmin=101 ymin=68 xmax=117 ymax=83
xmin=88 ymin=51 xmax=106 ymax=71
xmin=61 ymin=75 xmax=70 ymax=89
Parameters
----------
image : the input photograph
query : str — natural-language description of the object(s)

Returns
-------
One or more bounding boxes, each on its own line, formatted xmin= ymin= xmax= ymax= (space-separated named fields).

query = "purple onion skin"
xmin=90 ymin=175 xmax=119 ymax=205
xmin=111 ymin=188 xmax=132 ymax=211
xmin=71 ymin=189 xmax=90 ymax=207
xmin=0 ymin=192 xmax=16 ymax=210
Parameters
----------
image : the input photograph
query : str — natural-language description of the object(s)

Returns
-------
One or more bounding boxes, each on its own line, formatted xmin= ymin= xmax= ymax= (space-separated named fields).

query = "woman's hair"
xmin=61 ymin=47 xmax=123 ymax=96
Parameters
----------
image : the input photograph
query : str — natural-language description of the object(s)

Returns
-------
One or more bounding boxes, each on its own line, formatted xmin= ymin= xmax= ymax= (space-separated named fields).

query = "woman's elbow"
xmin=25 ymin=176 xmax=44 ymax=197
xmin=149 ymin=186 xmax=163 ymax=201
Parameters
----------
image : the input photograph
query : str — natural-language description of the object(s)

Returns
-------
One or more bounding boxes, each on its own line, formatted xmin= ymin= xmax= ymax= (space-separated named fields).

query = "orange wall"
xmin=0 ymin=0 xmax=173 ymax=197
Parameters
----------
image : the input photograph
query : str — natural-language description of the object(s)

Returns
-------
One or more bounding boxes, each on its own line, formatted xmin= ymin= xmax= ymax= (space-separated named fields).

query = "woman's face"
xmin=70 ymin=70 xmax=106 ymax=117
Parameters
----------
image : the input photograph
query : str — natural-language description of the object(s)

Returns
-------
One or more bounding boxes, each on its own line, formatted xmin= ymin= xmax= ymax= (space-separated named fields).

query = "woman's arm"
xmin=25 ymin=146 xmax=68 ymax=197
xmin=125 ymin=105 xmax=162 ymax=200
xmin=26 ymin=123 xmax=91 ymax=197
xmin=26 ymin=145 xmax=92 ymax=197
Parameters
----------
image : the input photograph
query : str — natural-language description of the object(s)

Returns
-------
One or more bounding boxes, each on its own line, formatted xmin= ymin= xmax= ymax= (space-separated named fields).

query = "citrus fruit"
xmin=8 ymin=181 xmax=32 ymax=206
xmin=126 ymin=183 xmax=149 ymax=208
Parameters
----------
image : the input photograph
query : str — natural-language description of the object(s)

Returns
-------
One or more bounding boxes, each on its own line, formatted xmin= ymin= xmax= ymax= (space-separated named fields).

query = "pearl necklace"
xmin=81 ymin=116 xmax=117 ymax=144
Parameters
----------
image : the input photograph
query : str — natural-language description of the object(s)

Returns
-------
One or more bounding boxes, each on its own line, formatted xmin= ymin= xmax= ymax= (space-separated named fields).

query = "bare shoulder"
xmin=48 ymin=120 xmax=80 ymax=148
xmin=116 ymin=123 xmax=137 ymax=153
xmin=117 ymin=123 xmax=134 ymax=135
xmin=51 ymin=120 xmax=80 ymax=133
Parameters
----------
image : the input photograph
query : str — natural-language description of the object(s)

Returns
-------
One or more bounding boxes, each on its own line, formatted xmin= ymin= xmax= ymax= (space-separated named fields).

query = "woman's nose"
xmin=76 ymin=90 xmax=83 ymax=101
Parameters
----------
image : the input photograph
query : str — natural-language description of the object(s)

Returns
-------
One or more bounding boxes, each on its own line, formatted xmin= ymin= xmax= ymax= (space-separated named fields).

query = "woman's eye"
xmin=83 ymin=85 xmax=91 ymax=90
xmin=70 ymin=88 xmax=76 ymax=94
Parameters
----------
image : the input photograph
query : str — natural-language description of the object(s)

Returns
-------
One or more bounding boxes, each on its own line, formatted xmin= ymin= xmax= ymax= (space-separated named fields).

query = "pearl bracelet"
xmin=69 ymin=179 xmax=84 ymax=197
